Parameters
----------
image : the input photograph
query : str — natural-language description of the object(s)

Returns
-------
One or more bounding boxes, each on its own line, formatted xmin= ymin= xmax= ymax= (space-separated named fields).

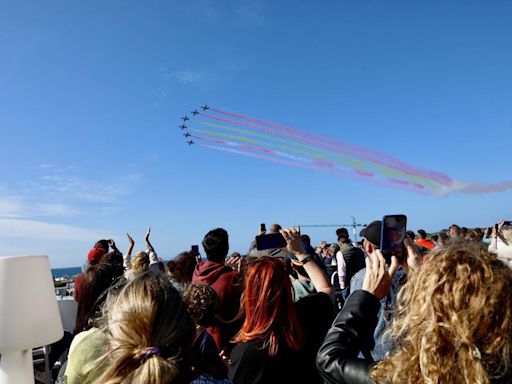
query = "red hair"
xmin=233 ymin=257 xmax=303 ymax=356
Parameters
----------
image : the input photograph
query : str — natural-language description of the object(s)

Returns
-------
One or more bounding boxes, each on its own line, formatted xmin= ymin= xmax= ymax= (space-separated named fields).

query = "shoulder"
xmin=350 ymin=268 xmax=366 ymax=287
xmin=296 ymin=292 xmax=334 ymax=320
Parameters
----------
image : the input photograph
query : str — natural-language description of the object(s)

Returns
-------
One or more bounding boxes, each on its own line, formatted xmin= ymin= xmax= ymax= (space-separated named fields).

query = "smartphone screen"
xmin=255 ymin=233 xmax=287 ymax=250
xmin=190 ymin=245 xmax=200 ymax=257
xmin=381 ymin=214 xmax=407 ymax=262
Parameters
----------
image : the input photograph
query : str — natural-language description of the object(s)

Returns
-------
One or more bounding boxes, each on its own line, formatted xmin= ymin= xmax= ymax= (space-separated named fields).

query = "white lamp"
xmin=0 ymin=255 xmax=63 ymax=384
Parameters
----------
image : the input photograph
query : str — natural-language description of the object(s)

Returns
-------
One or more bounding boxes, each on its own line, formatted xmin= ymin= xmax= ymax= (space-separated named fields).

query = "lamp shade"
xmin=0 ymin=255 xmax=63 ymax=352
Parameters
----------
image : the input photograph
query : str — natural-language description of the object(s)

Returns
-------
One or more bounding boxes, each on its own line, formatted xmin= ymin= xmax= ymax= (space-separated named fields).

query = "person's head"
xmin=466 ymin=230 xmax=479 ymax=242
xmin=360 ymin=220 xmax=381 ymax=254
xmin=336 ymin=228 xmax=349 ymax=238
xmin=317 ymin=240 xmax=328 ymax=253
xmin=87 ymin=247 xmax=107 ymax=265
xmin=321 ymin=244 xmax=332 ymax=257
xmin=329 ymin=243 xmax=340 ymax=255
xmin=166 ymin=260 xmax=176 ymax=275
xmin=93 ymin=271 xmax=196 ymax=383
xmin=449 ymin=224 xmax=461 ymax=238
xmin=183 ymin=283 xmax=219 ymax=327
xmin=337 ymin=234 xmax=351 ymax=246
xmin=131 ymin=251 xmax=150 ymax=273
xmin=461 ymin=227 xmax=469 ymax=237
xmin=75 ymin=262 xmax=123 ymax=332
xmin=431 ymin=234 xmax=439 ymax=243
xmin=501 ymin=225 xmax=512 ymax=244
xmin=171 ymin=251 xmax=198 ymax=284
xmin=269 ymin=223 xmax=282 ymax=234
xmin=372 ymin=243 xmax=512 ymax=383
xmin=94 ymin=239 xmax=110 ymax=252
xmin=438 ymin=231 xmax=449 ymax=245
xmin=234 ymin=257 xmax=303 ymax=356
xmin=202 ymin=228 xmax=229 ymax=263
xmin=417 ymin=229 xmax=427 ymax=240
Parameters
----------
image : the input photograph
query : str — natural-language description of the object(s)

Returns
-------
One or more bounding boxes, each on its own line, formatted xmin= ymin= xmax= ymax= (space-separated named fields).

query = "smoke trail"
xmin=201 ymin=112 xmax=451 ymax=186
xmin=194 ymin=120 xmax=438 ymax=188
xmin=185 ymin=106 xmax=512 ymax=195
xmin=447 ymin=181 xmax=512 ymax=195
xmin=210 ymin=108 xmax=453 ymax=185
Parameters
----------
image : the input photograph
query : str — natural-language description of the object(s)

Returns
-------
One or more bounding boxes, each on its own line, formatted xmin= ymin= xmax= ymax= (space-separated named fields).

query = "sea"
xmin=52 ymin=266 xmax=82 ymax=279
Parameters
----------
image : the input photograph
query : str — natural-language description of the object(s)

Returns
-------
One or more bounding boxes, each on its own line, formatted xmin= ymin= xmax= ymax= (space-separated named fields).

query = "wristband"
xmin=300 ymin=255 xmax=313 ymax=265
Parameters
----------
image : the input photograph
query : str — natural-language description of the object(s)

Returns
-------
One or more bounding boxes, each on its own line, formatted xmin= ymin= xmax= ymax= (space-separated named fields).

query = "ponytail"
xmin=86 ymin=271 xmax=195 ymax=384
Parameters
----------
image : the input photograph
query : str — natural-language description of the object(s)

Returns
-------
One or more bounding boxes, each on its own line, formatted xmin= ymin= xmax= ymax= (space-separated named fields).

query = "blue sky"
xmin=1 ymin=1 xmax=511 ymax=267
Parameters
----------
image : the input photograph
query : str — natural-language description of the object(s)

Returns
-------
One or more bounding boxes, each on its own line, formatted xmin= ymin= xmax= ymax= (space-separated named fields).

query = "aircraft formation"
xmin=178 ymin=104 xmax=209 ymax=146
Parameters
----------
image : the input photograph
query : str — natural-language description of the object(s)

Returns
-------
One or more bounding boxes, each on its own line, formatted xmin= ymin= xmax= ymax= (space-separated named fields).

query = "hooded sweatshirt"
xmin=192 ymin=260 xmax=241 ymax=352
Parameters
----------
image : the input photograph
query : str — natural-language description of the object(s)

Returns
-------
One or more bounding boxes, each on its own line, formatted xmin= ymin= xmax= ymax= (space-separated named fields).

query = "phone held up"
xmin=255 ymin=233 xmax=287 ymax=251
xmin=260 ymin=223 xmax=266 ymax=233
xmin=190 ymin=245 xmax=200 ymax=259
xmin=381 ymin=214 xmax=407 ymax=262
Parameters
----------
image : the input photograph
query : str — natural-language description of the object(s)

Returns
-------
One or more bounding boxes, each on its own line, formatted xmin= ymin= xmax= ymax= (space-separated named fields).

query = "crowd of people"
xmin=51 ymin=218 xmax=512 ymax=383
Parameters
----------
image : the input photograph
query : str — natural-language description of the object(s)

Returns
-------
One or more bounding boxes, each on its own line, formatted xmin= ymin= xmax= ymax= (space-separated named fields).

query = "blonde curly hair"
xmin=371 ymin=242 xmax=512 ymax=384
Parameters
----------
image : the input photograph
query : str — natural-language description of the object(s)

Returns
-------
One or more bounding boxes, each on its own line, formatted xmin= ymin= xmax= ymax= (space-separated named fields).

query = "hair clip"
xmin=140 ymin=346 xmax=160 ymax=364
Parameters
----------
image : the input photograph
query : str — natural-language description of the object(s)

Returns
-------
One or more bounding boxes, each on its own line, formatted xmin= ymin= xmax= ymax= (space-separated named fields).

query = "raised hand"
xmin=280 ymin=227 xmax=306 ymax=255
xmin=145 ymin=227 xmax=155 ymax=253
xmin=108 ymin=238 xmax=118 ymax=251
xmin=362 ymin=249 xmax=399 ymax=300
xmin=403 ymin=235 xmax=422 ymax=273
xmin=145 ymin=227 xmax=151 ymax=243
xmin=127 ymin=233 xmax=135 ymax=246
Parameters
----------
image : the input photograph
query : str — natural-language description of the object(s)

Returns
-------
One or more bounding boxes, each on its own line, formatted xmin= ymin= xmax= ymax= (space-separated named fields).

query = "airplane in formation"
xmin=191 ymin=109 xmax=199 ymax=116
xmin=181 ymin=116 xmax=189 ymax=122
xmin=187 ymin=140 xmax=195 ymax=145
xmin=183 ymin=132 xmax=191 ymax=138
xmin=179 ymin=124 xmax=187 ymax=130
xmin=201 ymin=104 xmax=209 ymax=111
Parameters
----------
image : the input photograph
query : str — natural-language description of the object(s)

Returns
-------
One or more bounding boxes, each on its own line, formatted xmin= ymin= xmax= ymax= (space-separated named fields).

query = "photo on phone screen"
xmin=255 ymin=233 xmax=287 ymax=250
xmin=381 ymin=214 xmax=407 ymax=261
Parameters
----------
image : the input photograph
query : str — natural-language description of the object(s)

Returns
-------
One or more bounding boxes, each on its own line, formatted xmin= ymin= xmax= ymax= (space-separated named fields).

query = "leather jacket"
xmin=316 ymin=290 xmax=380 ymax=384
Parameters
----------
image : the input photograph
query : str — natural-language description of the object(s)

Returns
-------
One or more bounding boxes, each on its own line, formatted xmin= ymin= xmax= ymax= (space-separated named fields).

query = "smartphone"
xmin=190 ymin=245 xmax=200 ymax=257
xmin=255 ymin=233 xmax=287 ymax=250
xmin=260 ymin=223 xmax=266 ymax=232
xmin=381 ymin=214 xmax=407 ymax=262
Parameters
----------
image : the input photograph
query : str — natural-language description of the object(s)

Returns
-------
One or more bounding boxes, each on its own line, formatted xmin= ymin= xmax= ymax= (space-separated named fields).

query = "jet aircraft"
xmin=201 ymin=104 xmax=209 ymax=111
xmin=181 ymin=116 xmax=189 ymax=122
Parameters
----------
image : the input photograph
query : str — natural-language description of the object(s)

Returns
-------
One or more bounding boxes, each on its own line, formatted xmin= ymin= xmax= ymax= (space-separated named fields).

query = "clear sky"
xmin=1 ymin=1 xmax=511 ymax=267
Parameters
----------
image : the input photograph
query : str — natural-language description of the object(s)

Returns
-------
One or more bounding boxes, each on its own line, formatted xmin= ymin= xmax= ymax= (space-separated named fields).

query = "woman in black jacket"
xmin=317 ymin=242 xmax=512 ymax=384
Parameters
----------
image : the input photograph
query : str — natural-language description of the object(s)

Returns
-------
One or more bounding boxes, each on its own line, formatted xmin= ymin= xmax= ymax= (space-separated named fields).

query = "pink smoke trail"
xmin=201 ymin=112 xmax=449 ymax=187
xmin=209 ymin=108 xmax=452 ymax=185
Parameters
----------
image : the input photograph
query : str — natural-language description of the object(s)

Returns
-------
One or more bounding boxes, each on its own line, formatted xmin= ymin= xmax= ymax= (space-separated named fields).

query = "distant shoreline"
xmin=52 ymin=266 xmax=81 ymax=279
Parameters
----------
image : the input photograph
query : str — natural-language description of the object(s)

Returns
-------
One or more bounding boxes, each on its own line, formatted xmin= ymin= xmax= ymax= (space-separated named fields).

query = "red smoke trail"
xmin=201 ymin=113 xmax=449 ymax=187
xmin=210 ymin=108 xmax=452 ymax=186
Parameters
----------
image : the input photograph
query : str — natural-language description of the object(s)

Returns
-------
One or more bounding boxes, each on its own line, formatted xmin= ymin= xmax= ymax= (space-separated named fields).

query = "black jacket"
xmin=317 ymin=291 xmax=512 ymax=384
xmin=316 ymin=290 xmax=379 ymax=384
